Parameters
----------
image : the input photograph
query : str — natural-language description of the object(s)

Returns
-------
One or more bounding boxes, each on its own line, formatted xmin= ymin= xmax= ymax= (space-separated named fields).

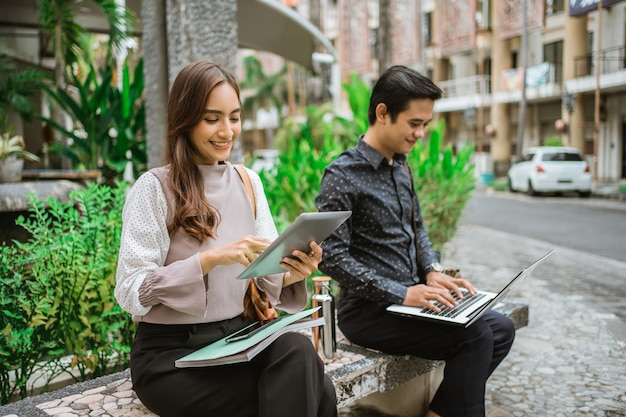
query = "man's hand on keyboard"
xmin=403 ymin=284 xmax=458 ymax=313
xmin=425 ymin=271 xmax=477 ymax=299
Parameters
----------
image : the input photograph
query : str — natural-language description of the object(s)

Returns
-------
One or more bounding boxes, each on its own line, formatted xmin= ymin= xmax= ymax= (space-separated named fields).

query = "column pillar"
xmin=562 ymin=3 xmax=588 ymax=152
xmin=142 ymin=0 xmax=168 ymax=169
xmin=142 ymin=0 xmax=238 ymax=167
xmin=490 ymin=7 xmax=512 ymax=176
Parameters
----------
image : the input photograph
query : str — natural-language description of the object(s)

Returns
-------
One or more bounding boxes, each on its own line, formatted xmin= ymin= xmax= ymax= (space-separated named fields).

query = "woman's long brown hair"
xmin=164 ymin=61 xmax=242 ymax=241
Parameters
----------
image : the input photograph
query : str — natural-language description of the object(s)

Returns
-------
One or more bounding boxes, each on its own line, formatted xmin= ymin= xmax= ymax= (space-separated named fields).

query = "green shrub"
xmin=543 ymin=135 xmax=563 ymax=146
xmin=264 ymin=71 xmax=475 ymax=252
xmin=260 ymin=73 xmax=475 ymax=289
xmin=0 ymin=183 xmax=134 ymax=403
xmin=340 ymin=72 xmax=370 ymax=136
xmin=261 ymin=104 xmax=354 ymax=230
xmin=261 ymin=72 xmax=376 ymax=227
xmin=490 ymin=179 xmax=510 ymax=191
xmin=38 ymin=60 xmax=146 ymax=182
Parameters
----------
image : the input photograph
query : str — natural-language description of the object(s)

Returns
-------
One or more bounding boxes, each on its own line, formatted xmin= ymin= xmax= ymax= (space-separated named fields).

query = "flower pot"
xmin=0 ymin=156 xmax=24 ymax=183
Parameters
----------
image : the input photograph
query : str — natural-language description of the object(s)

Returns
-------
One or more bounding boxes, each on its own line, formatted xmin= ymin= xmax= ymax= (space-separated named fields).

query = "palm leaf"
xmin=92 ymin=0 xmax=138 ymax=56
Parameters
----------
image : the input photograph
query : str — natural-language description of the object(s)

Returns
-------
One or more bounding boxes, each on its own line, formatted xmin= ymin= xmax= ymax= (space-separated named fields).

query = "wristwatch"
xmin=423 ymin=261 xmax=444 ymax=275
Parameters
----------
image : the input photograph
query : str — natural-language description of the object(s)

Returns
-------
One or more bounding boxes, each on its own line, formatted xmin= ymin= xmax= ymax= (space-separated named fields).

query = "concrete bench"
xmin=0 ymin=301 xmax=527 ymax=417
xmin=328 ymin=300 xmax=528 ymax=416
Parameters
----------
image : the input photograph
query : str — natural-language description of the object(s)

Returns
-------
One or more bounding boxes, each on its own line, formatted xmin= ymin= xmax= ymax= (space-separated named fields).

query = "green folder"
xmin=175 ymin=306 xmax=322 ymax=367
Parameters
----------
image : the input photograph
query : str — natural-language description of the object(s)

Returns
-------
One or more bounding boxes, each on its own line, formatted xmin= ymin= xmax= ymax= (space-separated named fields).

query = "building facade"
xmin=304 ymin=0 xmax=626 ymax=180
xmin=2 ymin=0 xmax=625 ymax=180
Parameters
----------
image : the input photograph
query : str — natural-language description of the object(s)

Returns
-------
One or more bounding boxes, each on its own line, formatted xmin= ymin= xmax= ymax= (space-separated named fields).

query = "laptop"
xmin=386 ymin=249 xmax=555 ymax=328
xmin=235 ymin=211 xmax=352 ymax=280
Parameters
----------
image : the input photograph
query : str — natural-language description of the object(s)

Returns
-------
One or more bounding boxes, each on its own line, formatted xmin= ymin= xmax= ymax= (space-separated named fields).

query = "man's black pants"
xmin=337 ymin=296 xmax=515 ymax=417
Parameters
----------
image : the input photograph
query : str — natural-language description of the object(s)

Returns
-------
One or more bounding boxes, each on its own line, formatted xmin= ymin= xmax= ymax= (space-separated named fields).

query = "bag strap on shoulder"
xmin=233 ymin=165 xmax=278 ymax=324
xmin=233 ymin=164 xmax=256 ymax=219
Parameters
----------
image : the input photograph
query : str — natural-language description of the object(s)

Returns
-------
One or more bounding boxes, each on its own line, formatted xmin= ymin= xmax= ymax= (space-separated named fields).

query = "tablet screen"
xmin=235 ymin=211 xmax=351 ymax=280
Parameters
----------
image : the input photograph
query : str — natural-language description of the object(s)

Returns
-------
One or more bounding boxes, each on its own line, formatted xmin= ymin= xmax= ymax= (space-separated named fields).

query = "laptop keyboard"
xmin=422 ymin=290 xmax=487 ymax=318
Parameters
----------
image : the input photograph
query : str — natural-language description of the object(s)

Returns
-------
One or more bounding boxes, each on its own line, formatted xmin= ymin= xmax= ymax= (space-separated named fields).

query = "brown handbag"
xmin=243 ymin=278 xmax=278 ymax=324
xmin=234 ymin=164 xmax=279 ymax=325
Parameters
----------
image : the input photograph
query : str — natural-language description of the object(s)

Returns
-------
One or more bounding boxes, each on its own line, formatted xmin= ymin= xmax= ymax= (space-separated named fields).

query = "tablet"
xmin=235 ymin=211 xmax=352 ymax=280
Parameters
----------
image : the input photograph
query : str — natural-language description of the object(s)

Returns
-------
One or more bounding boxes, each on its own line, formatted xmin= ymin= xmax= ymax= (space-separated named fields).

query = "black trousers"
xmin=338 ymin=296 xmax=515 ymax=417
xmin=131 ymin=315 xmax=338 ymax=417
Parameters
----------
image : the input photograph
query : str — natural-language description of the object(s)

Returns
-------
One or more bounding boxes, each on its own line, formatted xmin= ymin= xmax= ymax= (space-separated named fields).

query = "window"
xmin=543 ymin=40 xmax=563 ymax=83
xmin=370 ymin=28 xmax=378 ymax=60
xmin=424 ymin=12 xmax=433 ymax=46
xmin=546 ymin=0 xmax=565 ymax=16
xmin=481 ymin=58 xmax=492 ymax=93
xmin=541 ymin=152 xmax=584 ymax=162
xmin=476 ymin=0 xmax=490 ymax=30
xmin=483 ymin=57 xmax=492 ymax=76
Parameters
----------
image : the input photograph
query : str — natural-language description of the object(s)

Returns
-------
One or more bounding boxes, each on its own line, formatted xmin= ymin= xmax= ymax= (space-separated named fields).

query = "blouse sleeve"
xmin=115 ymin=172 xmax=170 ymax=316
xmin=115 ymin=173 xmax=206 ymax=317
xmin=247 ymin=168 xmax=307 ymax=313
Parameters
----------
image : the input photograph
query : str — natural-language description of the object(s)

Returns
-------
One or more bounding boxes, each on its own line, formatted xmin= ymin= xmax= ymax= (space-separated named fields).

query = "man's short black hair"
xmin=368 ymin=65 xmax=443 ymax=125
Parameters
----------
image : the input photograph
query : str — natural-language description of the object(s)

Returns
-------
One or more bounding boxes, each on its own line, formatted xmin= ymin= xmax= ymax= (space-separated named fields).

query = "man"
xmin=315 ymin=65 xmax=515 ymax=417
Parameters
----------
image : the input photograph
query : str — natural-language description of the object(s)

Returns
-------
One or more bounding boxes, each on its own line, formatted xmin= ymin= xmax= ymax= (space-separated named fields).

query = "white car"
xmin=507 ymin=146 xmax=592 ymax=197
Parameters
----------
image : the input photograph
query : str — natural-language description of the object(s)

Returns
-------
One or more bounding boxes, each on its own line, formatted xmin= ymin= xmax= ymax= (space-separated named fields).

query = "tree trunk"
xmin=378 ymin=0 xmax=393 ymax=75
xmin=54 ymin=19 xmax=71 ymax=169
xmin=142 ymin=0 xmax=239 ymax=168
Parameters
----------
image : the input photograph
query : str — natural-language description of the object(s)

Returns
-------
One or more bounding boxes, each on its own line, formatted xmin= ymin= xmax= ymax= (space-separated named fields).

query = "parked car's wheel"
xmin=527 ymin=180 xmax=538 ymax=196
xmin=579 ymin=190 xmax=591 ymax=198
xmin=508 ymin=176 xmax=517 ymax=193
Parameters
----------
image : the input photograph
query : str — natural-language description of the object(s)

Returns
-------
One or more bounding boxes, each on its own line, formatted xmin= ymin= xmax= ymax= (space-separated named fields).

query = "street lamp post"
xmin=562 ymin=91 xmax=575 ymax=115
xmin=516 ymin=0 xmax=528 ymax=158
xmin=562 ymin=90 xmax=575 ymax=145
xmin=593 ymin=0 xmax=603 ymax=181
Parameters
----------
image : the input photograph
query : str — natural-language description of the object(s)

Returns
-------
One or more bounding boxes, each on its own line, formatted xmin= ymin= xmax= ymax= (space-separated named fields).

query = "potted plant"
xmin=0 ymin=50 xmax=48 ymax=182
xmin=0 ymin=132 xmax=40 ymax=183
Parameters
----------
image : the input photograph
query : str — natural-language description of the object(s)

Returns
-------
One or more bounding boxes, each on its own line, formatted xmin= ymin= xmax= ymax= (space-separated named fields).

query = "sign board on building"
xmin=501 ymin=63 xmax=552 ymax=91
xmin=569 ymin=0 xmax=624 ymax=16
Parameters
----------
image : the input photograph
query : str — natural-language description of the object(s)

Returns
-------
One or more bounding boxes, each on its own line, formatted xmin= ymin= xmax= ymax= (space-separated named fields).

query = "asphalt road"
xmin=461 ymin=189 xmax=626 ymax=263
xmin=461 ymin=189 xmax=626 ymax=325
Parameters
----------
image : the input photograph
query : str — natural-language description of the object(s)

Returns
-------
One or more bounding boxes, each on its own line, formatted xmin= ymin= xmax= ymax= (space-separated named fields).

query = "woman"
xmin=115 ymin=60 xmax=337 ymax=417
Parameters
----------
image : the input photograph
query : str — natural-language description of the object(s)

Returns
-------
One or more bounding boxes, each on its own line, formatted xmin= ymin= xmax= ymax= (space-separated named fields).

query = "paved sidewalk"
xmin=592 ymin=180 xmax=626 ymax=202
xmin=444 ymin=224 xmax=626 ymax=416
xmin=342 ymin=223 xmax=626 ymax=417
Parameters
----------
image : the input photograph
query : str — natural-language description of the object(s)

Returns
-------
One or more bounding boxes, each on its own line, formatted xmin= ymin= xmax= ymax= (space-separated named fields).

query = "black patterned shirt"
xmin=315 ymin=138 xmax=438 ymax=305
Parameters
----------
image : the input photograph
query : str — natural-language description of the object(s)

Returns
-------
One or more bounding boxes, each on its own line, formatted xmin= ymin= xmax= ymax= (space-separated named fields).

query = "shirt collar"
xmin=356 ymin=136 xmax=407 ymax=169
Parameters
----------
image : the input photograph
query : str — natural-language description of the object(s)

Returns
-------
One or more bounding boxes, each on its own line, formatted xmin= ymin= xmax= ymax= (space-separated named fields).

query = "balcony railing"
xmin=574 ymin=46 xmax=626 ymax=77
xmin=438 ymin=75 xmax=491 ymax=99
